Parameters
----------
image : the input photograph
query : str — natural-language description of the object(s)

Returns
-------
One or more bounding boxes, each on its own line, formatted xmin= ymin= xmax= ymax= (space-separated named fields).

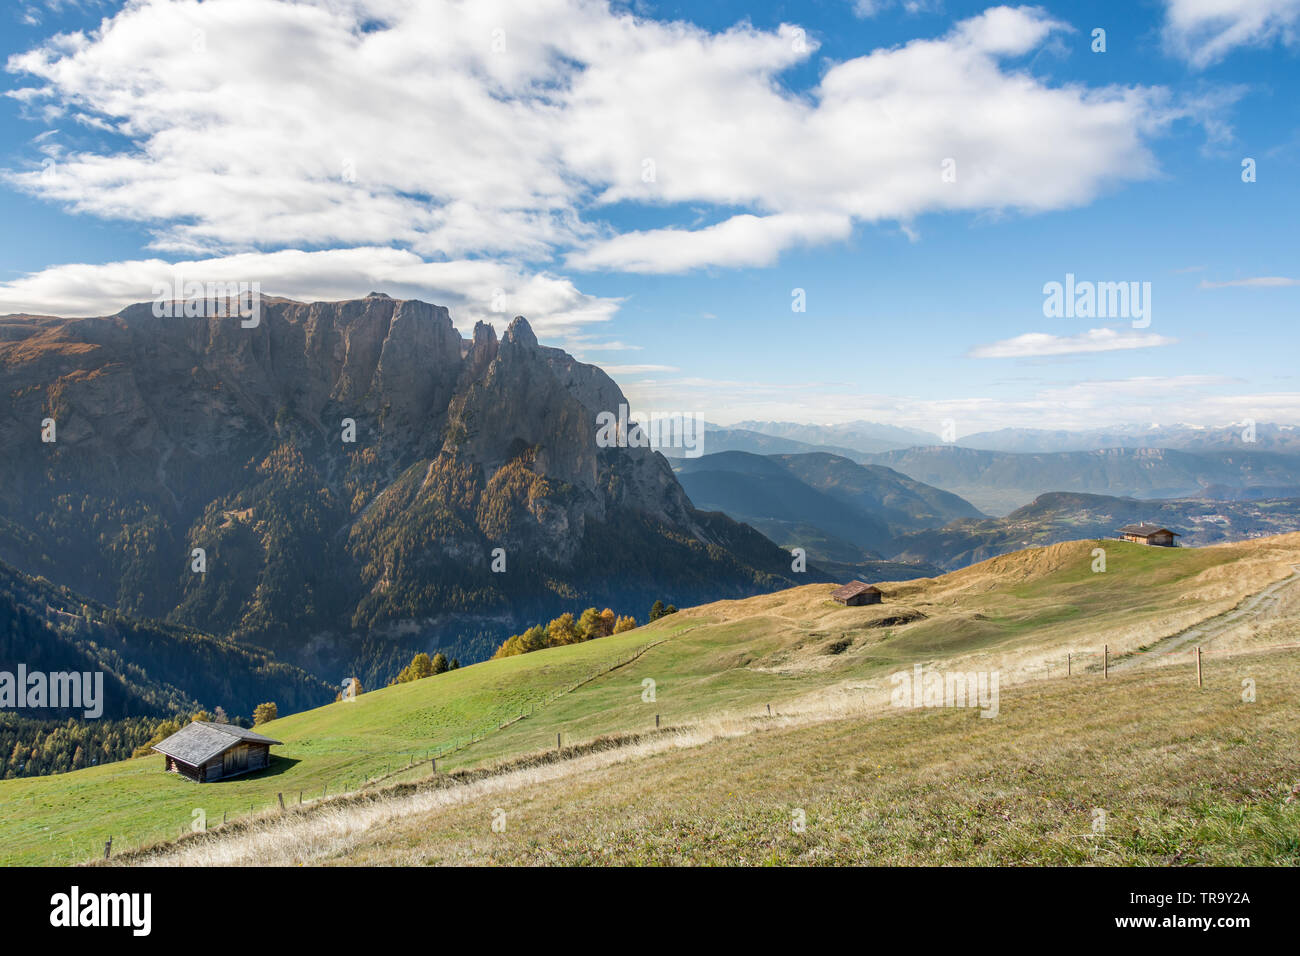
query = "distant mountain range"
xmin=730 ymin=420 xmax=941 ymax=453
xmin=955 ymin=423 xmax=1300 ymax=454
xmin=668 ymin=423 xmax=1300 ymax=515
xmin=673 ymin=451 xmax=977 ymax=579
xmin=889 ymin=491 xmax=1300 ymax=571
xmin=724 ymin=419 xmax=1300 ymax=455
xmin=0 ymin=295 xmax=813 ymax=687
xmin=661 ymin=426 xmax=869 ymax=460
xmin=674 ymin=449 xmax=1300 ymax=575
xmin=858 ymin=446 xmax=1300 ymax=515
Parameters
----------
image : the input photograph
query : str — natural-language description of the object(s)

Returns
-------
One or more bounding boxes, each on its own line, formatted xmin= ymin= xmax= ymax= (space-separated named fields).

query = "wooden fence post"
xmin=1103 ymin=644 xmax=1108 ymax=679
xmin=103 ymin=837 xmax=112 ymax=860
xmin=1196 ymin=646 xmax=1203 ymax=688
xmin=277 ymin=792 xmax=285 ymax=811
xmin=767 ymin=703 xmax=772 ymax=716
xmin=655 ymin=714 xmax=660 ymax=729
xmin=1067 ymin=652 xmax=1071 ymax=677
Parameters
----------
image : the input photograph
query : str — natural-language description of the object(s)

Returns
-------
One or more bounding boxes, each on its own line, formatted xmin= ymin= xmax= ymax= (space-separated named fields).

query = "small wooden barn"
xmin=831 ymin=581 xmax=883 ymax=606
xmin=152 ymin=721 xmax=282 ymax=783
xmin=1117 ymin=523 xmax=1181 ymax=547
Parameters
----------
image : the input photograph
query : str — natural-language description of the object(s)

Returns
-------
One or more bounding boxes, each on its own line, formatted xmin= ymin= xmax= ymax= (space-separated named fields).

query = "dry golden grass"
xmin=79 ymin=533 xmax=1300 ymax=866
xmin=127 ymin=641 xmax=1300 ymax=867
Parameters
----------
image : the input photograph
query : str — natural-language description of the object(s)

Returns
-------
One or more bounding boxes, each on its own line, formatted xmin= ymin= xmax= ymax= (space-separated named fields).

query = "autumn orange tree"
xmin=491 ymin=608 xmax=638 ymax=659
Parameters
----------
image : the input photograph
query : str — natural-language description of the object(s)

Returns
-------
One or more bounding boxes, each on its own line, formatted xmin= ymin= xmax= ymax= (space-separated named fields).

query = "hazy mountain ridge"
xmin=859 ymin=445 xmax=1300 ymax=515
xmin=890 ymin=491 xmax=1300 ymax=570
xmin=658 ymin=425 xmax=869 ymax=460
xmin=731 ymin=420 xmax=942 ymax=453
xmin=957 ymin=422 xmax=1300 ymax=454
xmin=693 ymin=423 xmax=1300 ymax=514
xmin=673 ymin=450 xmax=978 ymax=577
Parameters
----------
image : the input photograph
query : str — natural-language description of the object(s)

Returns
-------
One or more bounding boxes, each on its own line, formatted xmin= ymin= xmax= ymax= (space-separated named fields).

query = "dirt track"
xmin=1114 ymin=563 xmax=1300 ymax=670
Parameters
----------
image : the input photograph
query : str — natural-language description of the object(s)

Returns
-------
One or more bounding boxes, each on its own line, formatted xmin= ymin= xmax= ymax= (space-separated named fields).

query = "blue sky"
xmin=1 ymin=0 xmax=1297 ymax=434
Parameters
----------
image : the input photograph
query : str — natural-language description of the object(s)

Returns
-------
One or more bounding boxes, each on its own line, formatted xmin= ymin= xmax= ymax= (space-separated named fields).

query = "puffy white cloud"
xmin=4 ymin=1 xmax=1174 ymax=279
xmin=567 ymin=213 xmax=852 ymax=273
xmin=1162 ymin=0 xmax=1300 ymax=67
xmin=969 ymin=328 xmax=1177 ymax=359
xmin=0 ymin=247 xmax=619 ymax=338
xmin=568 ymin=6 xmax=1170 ymax=270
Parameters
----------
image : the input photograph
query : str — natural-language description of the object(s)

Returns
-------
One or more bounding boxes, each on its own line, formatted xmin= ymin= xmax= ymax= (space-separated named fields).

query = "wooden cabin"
xmin=831 ymin=581 xmax=883 ymax=606
xmin=1117 ymin=523 xmax=1181 ymax=547
xmin=152 ymin=721 xmax=282 ymax=783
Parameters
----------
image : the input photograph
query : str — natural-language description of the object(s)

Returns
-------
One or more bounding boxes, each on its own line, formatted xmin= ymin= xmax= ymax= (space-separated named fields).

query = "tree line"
xmin=491 ymin=600 xmax=678 ymax=659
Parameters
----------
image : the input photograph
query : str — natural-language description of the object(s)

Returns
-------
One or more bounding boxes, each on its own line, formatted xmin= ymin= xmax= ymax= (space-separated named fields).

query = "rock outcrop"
xmin=0 ymin=295 xmax=808 ymax=678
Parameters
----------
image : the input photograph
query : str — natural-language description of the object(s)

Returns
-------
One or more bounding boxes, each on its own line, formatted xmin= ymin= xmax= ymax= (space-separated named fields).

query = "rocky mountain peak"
xmin=502 ymin=315 xmax=538 ymax=349
xmin=0 ymin=293 xmax=802 ymax=673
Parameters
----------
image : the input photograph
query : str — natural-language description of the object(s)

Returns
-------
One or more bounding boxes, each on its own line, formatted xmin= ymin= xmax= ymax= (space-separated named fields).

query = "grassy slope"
xmin=5 ymin=533 xmax=1300 ymax=865
xmin=220 ymin=644 xmax=1300 ymax=866
xmin=0 ymin=625 xmax=678 ymax=864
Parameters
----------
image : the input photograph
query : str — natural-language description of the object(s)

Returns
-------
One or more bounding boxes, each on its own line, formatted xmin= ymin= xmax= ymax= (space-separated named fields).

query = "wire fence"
xmin=91 ymin=634 xmax=675 ymax=862
xmin=84 ymin=631 xmax=1299 ymax=864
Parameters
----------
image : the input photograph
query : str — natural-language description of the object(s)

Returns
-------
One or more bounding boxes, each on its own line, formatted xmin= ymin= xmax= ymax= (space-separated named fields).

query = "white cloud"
xmin=567 ymin=213 xmax=852 ymax=273
xmin=3 ymin=1 xmax=1175 ymax=280
xmin=569 ymin=6 xmax=1170 ymax=271
xmin=0 ymin=248 xmax=620 ymax=339
xmin=598 ymin=363 xmax=679 ymax=374
xmin=1163 ymin=0 xmax=1300 ymax=67
xmin=622 ymin=373 xmax=1300 ymax=434
xmin=1199 ymin=275 xmax=1300 ymax=288
xmin=969 ymin=328 xmax=1177 ymax=359
xmin=851 ymin=0 xmax=941 ymax=18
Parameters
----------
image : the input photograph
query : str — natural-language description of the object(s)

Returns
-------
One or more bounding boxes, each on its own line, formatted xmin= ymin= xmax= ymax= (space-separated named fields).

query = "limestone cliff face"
xmin=2 ymin=295 xmax=683 ymax=519
xmin=0 ymin=294 xmax=805 ymax=673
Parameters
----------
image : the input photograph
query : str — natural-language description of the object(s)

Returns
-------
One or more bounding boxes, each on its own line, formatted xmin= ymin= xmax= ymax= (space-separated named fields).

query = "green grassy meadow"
xmin=4 ymin=534 xmax=1299 ymax=865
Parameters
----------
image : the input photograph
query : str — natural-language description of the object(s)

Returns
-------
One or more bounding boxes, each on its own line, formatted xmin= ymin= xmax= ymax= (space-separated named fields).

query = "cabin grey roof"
xmin=1118 ymin=523 xmax=1180 ymax=536
xmin=831 ymin=580 xmax=882 ymax=600
xmin=152 ymin=721 xmax=283 ymax=766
